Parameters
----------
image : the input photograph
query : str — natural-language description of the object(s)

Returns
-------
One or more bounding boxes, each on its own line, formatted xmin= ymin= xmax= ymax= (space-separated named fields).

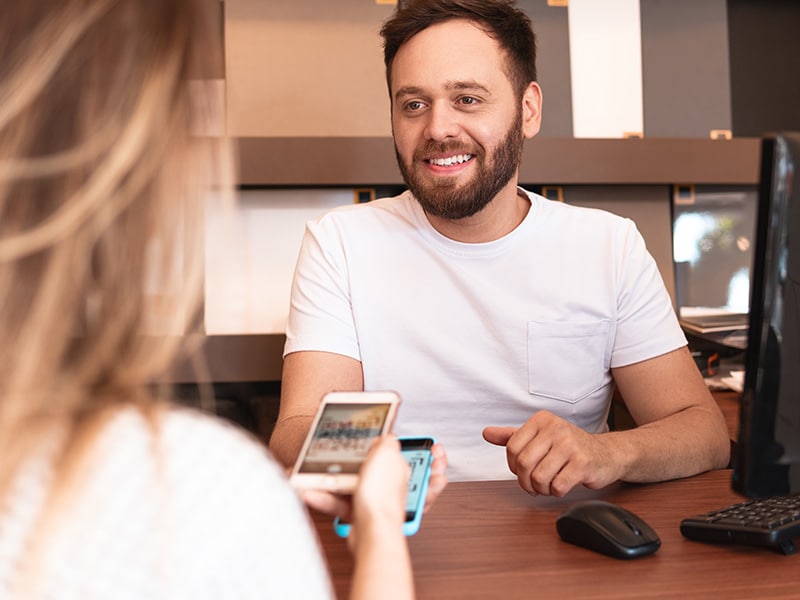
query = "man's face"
xmin=389 ymin=19 xmax=532 ymax=220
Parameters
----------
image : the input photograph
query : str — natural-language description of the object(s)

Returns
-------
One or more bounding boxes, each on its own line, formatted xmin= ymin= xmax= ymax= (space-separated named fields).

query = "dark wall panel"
xmin=727 ymin=0 xmax=800 ymax=137
xmin=641 ymin=0 xmax=732 ymax=138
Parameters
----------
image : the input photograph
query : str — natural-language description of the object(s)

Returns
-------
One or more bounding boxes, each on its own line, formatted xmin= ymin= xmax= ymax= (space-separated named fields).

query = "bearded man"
xmin=270 ymin=0 xmax=729 ymax=497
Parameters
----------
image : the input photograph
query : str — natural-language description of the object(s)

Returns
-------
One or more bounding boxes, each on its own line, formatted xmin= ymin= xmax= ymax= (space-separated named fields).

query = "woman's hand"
xmin=299 ymin=439 xmax=448 ymax=525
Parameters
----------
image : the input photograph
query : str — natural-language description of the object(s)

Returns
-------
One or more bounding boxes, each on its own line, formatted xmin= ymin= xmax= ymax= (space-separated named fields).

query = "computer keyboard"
xmin=680 ymin=494 xmax=800 ymax=555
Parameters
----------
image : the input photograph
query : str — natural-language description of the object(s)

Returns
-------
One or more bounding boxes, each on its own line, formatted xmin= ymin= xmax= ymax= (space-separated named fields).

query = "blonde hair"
xmin=0 ymin=0 xmax=232 ymax=569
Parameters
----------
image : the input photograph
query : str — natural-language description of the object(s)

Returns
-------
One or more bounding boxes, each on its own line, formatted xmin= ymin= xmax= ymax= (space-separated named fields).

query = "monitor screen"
xmin=733 ymin=132 xmax=800 ymax=497
xmin=672 ymin=185 xmax=757 ymax=316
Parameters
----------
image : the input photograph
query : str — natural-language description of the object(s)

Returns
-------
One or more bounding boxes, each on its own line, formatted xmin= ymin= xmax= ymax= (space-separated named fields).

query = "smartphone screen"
xmin=291 ymin=391 xmax=400 ymax=493
xmin=400 ymin=437 xmax=434 ymax=535
xmin=401 ymin=438 xmax=435 ymax=522
xmin=298 ymin=402 xmax=392 ymax=475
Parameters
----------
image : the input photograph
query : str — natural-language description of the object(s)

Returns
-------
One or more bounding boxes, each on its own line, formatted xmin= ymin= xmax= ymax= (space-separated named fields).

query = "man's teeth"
xmin=429 ymin=154 xmax=472 ymax=166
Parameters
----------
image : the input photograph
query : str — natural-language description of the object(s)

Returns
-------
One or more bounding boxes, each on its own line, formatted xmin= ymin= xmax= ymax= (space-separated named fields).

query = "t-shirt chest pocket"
xmin=527 ymin=320 xmax=611 ymax=403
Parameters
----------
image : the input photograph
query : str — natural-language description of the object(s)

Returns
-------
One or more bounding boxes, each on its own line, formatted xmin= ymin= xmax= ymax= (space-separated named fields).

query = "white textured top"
xmin=286 ymin=189 xmax=687 ymax=481
xmin=0 ymin=408 xmax=333 ymax=599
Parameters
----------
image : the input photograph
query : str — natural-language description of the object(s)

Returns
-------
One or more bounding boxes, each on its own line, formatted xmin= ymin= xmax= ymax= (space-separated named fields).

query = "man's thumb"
xmin=482 ymin=426 xmax=516 ymax=446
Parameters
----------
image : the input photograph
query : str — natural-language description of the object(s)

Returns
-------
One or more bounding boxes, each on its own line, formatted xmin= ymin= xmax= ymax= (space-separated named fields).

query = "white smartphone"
xmin=289 ymin=390 xmax=401 ymax=493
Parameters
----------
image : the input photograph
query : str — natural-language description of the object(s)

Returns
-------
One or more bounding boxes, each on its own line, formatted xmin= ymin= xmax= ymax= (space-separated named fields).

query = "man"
xmin=270 ymin=0 xmax=730 ymax=495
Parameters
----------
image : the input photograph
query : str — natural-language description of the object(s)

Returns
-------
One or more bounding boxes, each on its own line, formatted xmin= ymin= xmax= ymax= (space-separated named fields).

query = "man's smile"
xmin=425 ymin=153 xmax=474 ymax=167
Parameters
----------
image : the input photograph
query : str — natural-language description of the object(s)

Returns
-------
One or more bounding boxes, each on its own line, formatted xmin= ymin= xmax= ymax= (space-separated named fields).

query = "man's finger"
xmin=482 ymin=426 xmax=517 ymax=446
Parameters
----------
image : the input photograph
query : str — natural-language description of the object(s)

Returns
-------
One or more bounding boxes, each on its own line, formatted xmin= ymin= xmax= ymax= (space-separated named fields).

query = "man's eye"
xmin=459 ymin=96 xmax=478 ymax=105
xmin=405 ymin=100 xmax=425 ymax=111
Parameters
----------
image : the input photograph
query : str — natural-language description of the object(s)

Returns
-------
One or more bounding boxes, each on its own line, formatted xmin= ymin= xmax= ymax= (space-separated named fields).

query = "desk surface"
xmin=312 ymin=468 xmax=797 ymax=599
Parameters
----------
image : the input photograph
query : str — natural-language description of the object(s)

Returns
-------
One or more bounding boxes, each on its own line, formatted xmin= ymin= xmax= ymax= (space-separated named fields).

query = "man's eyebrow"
xmin=394 ymin=86 xmax=424 ymax=102
xmin=445 ymin=80 xmax=491 ymax=94
xmin=394 ymin=80 xmax=492 ymax=102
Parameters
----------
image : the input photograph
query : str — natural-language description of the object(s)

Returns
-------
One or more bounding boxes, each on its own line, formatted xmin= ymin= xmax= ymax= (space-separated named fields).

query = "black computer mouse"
xmin=556 ymin=500 xmax=661 ymax=559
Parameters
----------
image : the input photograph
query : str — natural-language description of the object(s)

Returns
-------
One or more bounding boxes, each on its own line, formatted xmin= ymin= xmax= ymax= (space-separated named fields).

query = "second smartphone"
xmin=334 ymin=436 xmax=436 ymax=537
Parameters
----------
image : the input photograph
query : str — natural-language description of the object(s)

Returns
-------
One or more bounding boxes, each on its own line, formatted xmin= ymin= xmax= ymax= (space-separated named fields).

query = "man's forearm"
xmin=269 ymin=415 xmax=313 ymax=468
xmin=274 ymin=350 xmax=365 ymax=467
xmin=609 ymin=404 xmax=730 ymax=483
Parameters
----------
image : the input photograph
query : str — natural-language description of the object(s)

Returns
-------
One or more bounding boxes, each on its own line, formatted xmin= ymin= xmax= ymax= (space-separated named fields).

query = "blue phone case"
xmin=333 ymin=436 xmax=435 ymax=538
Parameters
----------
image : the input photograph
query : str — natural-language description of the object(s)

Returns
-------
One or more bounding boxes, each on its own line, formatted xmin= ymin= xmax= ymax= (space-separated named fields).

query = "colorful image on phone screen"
xmin=298 ymin=403 xmax=392 ymax=475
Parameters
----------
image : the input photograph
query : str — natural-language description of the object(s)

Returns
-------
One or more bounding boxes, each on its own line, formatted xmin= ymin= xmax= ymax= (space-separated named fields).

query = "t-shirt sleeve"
xmin=284 ymin=215 xmax=361 ymax=360
xmin=611 ymin=218 xmax=687 ymax=367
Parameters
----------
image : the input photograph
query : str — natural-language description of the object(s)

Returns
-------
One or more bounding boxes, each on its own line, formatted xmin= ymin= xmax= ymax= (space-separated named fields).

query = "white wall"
xmin=204 ymin=189 xmax=355 ymax=334
xmin=568 ymin=0 xmax=644 ymax=138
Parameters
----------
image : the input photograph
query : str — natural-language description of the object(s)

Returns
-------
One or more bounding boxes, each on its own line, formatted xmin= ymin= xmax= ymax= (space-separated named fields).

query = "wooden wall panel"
xmin=225 ymin=0 xmax=394 ymax=137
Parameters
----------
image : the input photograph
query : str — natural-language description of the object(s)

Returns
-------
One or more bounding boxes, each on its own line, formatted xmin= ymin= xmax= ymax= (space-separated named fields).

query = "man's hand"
xmin=483 ymin=411 xmax=624 ymax=497
xmin=424 ymin=442 xmax=448 ymax=513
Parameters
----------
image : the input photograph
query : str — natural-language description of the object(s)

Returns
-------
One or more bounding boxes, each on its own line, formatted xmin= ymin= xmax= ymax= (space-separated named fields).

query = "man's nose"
xmin=424 ymin=102 xmax=460 ymax=141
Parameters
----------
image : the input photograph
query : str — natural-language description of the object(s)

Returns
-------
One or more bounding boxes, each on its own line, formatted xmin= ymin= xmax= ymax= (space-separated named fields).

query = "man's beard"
xmin=395 ymin=111 xmax=524 ymax=220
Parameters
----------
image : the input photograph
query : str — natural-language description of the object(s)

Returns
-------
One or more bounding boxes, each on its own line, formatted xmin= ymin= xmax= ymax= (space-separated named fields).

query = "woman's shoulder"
xmin=106 ymin=405 xmax=287 ymax=488
xmin=3 ymin=406 xmax=331 ymax=598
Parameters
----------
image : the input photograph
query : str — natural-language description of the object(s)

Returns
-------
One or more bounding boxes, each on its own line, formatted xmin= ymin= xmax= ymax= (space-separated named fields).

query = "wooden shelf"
xmin=236 ymin=136 xmax=761 ymax=187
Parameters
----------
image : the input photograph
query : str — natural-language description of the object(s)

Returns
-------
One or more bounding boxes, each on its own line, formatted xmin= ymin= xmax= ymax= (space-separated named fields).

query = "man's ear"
xmin=521 ymin=81 xmax=542 ymax=139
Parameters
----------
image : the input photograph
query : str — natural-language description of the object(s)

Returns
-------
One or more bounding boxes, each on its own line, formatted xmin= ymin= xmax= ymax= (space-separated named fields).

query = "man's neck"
xmin=423 ymin=182 xmax=530 ymax=243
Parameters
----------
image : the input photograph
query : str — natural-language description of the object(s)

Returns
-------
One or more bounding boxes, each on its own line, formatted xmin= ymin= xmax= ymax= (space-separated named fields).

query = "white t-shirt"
xmin=0 ymin=408 xmax=333 ymax=599
xmin=285 ymin=189 xmax=687 ymax=481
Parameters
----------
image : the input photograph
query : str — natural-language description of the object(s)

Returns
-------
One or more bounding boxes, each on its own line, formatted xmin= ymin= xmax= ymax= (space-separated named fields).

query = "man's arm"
xmin=269 ymin=350 xmax=364 ymax=468
xmin=606 ymin=344 xmax=731 ymax=480
xmin=483 ymin=346 xmax=730 ymax=496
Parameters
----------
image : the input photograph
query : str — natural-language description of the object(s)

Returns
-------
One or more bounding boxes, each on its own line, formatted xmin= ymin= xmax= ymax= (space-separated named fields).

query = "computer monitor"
xmin=733 ymin=132 xmax=800 ymax=497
